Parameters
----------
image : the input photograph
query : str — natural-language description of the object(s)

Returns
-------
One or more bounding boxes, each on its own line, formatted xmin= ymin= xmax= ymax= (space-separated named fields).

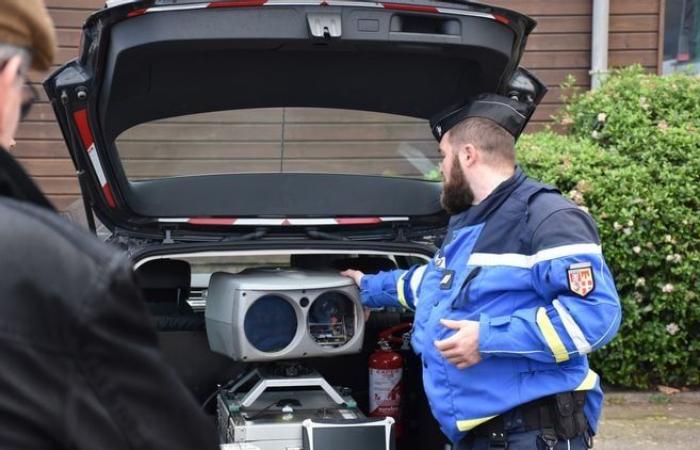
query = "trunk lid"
xmin=44 ymin=0 xmax=542 ymax=240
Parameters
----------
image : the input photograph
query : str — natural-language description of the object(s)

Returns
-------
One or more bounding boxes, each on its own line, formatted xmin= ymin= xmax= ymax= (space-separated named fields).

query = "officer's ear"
xmin=0 ymin=56 xmax=22 ymax=88
xmin=458 ymin=143 xmax=478 ymax=168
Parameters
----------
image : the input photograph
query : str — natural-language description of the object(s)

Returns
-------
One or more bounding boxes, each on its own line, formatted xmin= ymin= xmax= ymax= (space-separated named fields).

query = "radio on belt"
xmin=205 ymin=268 xmax=394 ymax=450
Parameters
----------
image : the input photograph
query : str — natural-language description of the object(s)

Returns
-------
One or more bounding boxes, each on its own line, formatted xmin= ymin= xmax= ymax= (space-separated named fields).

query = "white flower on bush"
xmin=568 ymin=190 xmax=585 ymax=205
xmin=627 ymin=220 xmax=634 ymax=227
xmin=665 ymin=254 xmax=683 ymax=263
xmin=623 ymin=227 xmax=632 ymax=235
xmin=663 ymin=234 xmax=677 ymax=244
xmin=597 ymin=112 xmax=607 ymax=123
xmin=661 ymin=283 xmax=675 ymax=293
xmin=632 ymin=246 xmax=642 ymax=254
xmin=634 ymin=292 xmax=644 ymax=302
xmin=591 ymin=130 xmax=600 ymax=140
xmin=666 ymin=323 xmax=680 ymax=336
xmin=579 ymin=205 xmax=590 ymax=214
xmin=639 ymin=96 xmax=650 ymax=110
xmin=613 ymin=221 xmax=623 ymax=231
xmin=635 ymin=277 xmax=645 ymax=287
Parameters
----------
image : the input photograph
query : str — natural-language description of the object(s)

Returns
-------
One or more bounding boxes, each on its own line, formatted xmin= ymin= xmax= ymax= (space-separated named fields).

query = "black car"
xmin=45 ymin=1 xmax=544 ymax=448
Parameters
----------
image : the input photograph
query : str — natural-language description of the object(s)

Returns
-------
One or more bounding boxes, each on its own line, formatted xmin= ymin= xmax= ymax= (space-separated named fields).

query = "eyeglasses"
xmin=20 ymin=82 xmax=38 ymax=122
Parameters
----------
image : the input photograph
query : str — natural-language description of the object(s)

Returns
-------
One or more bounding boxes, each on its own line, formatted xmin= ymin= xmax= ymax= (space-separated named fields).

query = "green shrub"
xmin=517 ymin=66 xmax=700 ymax=388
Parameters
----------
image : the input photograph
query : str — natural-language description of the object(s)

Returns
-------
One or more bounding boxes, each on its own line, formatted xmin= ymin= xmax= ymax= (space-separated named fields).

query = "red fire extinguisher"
xmin=369 ymin=337 xmax=405 ymax=438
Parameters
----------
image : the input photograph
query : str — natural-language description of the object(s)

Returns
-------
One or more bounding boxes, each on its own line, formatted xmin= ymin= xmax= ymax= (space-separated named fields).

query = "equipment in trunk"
xmin=217 ymin=363 xmax=394 ymax=450
xmin=205 ymin=268 xmax=364 ymax=362
xmin=206 ymin=269 xmax=385 ymax=449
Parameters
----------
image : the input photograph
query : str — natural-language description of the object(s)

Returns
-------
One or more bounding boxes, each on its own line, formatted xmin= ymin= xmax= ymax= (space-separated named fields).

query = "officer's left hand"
xmin=434 ymin=319 xmax=481 ymax=369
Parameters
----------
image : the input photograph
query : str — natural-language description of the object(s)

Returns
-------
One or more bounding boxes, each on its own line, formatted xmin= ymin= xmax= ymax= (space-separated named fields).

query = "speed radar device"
xmin=205 ymin=268 xmax=365 ymax=362
xmin=205 ymin=268 xmax=388 ymax=450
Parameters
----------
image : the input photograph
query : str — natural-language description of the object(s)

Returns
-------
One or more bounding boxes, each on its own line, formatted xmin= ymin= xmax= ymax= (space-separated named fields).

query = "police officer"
xmin=0 ymin=1 xmax=218 ymax=448
xmin=342 ymin=94 xmax=621 ymax=449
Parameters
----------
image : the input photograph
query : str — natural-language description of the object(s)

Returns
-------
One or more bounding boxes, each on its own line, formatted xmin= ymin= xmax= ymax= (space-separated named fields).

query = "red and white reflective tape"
xmin=73 ymin=109 xmax=117 ymax=208
xmin=158 ymin=216 xmax=409 ymax=226
xmin=126 ymin=1 xmax=501 ymax=22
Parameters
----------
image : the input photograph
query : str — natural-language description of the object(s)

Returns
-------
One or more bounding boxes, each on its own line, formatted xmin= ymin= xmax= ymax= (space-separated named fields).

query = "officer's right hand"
xmin=340 ymin=269 xmax=364 ymax=287
xmin=340 ymin=269 xmax=371 ymax=321
xmin=435 ymin=319 xmax=481 ymax=369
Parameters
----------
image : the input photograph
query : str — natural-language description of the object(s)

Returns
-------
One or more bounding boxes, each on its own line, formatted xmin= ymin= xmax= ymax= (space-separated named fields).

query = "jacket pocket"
xmin=451 ymin=266 xmax=482 ymax=310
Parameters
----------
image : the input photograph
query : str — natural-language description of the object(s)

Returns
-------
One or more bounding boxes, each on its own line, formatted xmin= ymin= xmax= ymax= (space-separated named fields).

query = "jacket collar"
xmin=448 ymin=165 xmax=526 ymax=229
xmin=0 ymin=146 xmax=55 ymax=211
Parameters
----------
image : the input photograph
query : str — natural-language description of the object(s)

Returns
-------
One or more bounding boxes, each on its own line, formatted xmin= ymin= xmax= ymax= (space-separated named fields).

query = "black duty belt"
xmin=471 ymin=391 xmax=590 ymax=445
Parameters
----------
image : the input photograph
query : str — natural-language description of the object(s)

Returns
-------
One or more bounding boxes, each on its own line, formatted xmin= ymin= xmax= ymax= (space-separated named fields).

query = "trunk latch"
xmin=307 ymin=14 xmax=342 ymax=39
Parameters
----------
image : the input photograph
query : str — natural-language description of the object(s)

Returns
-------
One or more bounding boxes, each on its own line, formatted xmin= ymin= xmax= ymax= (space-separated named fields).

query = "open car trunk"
xmin=132 ymin=242 xmax=450 ymax=449
xmin=44 ymin=0 xmax=541 ymax=240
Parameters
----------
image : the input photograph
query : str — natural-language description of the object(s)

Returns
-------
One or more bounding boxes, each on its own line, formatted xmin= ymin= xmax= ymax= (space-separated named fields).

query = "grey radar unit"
xmin=205 ymin=268 xmax=364 ymax=362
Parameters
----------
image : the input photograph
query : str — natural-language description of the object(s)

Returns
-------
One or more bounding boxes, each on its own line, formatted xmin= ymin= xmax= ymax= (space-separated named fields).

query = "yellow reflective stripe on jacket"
xmin=456 ymin=415 xmax=498 ymax=432
xmin=575 ymin=369 xmax=599 ymax=391
xmin=396 ymin=272 xmax=410 ymax=309
xmin=536 ymin=307 xmax=570 ymax=363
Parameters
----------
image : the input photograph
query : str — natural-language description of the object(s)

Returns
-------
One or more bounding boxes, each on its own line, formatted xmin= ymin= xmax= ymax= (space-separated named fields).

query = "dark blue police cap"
xmin=429 ymin=93 xmax=534 ymax=142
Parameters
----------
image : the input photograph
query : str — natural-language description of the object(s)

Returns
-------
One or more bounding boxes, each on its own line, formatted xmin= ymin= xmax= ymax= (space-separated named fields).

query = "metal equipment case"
xmin=217 ymin=367 xmax=365 ymax=450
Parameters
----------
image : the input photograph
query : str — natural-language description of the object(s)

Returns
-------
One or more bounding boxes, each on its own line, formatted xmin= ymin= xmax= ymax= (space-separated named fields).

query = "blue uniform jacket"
xmin=361 ymin=168 xmax=621 ymax=443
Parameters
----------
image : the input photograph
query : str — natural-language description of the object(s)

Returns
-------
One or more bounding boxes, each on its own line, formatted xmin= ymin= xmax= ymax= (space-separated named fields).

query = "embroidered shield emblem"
xmin=567 ymin=262 xmax=595 ymax=297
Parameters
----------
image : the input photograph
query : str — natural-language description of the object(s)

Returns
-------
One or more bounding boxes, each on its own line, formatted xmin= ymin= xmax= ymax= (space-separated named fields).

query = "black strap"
xmin=538 ymin=429 xmax=558 ymax=450
xmin=488 ymin=431 xmax=508 ymax=449
xmin=472 ymin=392 xmax=588 ymax=440
xmin=470 ymin=419 xmax=508 ymax=449
xmin=537 ymin=403 xmax=558 ymax=449
xmin=573 ymin=391 xmax=588 ymax=437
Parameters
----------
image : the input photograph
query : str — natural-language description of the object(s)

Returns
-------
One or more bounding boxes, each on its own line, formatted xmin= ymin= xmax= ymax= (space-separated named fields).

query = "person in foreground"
xmin=0 ymin=1 xmax=218 ymax=448
xmin=343 ymin=94 xmax=622 ymax=449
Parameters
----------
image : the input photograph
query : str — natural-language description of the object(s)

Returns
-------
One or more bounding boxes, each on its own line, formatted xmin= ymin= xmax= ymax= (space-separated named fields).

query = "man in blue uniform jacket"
xmin=342 ymin=94 xmax=621 ymax=449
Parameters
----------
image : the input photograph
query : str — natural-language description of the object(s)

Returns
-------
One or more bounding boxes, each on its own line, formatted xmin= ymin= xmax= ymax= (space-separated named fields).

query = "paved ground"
xmin=594 ymin=393 xmax=700 ymax=450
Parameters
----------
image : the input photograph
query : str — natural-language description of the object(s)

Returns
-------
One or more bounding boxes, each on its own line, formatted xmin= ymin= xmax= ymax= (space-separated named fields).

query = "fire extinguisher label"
xmin=369 ymin=368 xmax=402 ymax=416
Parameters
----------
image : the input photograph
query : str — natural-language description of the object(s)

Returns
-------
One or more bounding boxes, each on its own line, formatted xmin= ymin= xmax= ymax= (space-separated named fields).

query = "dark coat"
xmin=0 ymin=147 xmax=218 ymax=449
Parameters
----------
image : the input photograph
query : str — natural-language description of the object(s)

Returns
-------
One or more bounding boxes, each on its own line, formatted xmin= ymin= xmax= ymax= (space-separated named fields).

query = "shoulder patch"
xmin=567 ymin=262 xmax=595 ymax=297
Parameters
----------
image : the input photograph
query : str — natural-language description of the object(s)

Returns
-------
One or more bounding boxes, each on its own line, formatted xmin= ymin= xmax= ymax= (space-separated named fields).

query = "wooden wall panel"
xmin=10 ymin=1 xmax=661 ymax=210
xmin=607 ymin=0 xmax=661 ymax=70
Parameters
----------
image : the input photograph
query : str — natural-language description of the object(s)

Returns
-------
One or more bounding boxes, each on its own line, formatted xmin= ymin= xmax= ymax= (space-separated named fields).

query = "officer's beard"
xmin=440 ymin=154 xmax=474 ymax=215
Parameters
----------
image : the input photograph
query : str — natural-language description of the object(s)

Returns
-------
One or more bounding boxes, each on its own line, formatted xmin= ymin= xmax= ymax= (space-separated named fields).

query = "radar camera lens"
xmin=244 ymin=295 xmax=297 ymax=353
xmin=308 ymin=292 xmax=355 ymax=348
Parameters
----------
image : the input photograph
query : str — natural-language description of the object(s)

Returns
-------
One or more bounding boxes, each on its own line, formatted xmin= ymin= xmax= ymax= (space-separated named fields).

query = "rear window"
xmin=115 ymin=108 xmax=440 ymax=181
